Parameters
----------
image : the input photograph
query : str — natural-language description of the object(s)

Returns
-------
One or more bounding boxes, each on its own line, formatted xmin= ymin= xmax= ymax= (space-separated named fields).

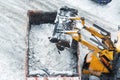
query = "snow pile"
xmin=29 ymin=24 xmax=78 ymax=76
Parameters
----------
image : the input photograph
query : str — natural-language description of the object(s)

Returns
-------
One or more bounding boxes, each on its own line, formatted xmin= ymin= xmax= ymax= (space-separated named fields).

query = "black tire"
xmin=112 ymin=53 xmax=120 ymax=80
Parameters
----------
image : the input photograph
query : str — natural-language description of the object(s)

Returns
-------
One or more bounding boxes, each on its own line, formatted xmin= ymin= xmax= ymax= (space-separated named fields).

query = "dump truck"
xmin=26 ymin=6 xmax=81 ymax=80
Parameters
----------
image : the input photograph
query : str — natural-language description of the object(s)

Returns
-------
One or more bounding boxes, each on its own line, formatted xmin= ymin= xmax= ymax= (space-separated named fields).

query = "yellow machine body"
xmin=55 ymin=16 xmax=120 ymax=77
xmin=63 ymin=17 xmax=119 ymax=76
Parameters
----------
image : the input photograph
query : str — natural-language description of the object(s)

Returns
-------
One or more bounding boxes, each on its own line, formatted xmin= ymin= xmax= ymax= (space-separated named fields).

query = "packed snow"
xmin=0 ymin=0 xmax=120 ymax=80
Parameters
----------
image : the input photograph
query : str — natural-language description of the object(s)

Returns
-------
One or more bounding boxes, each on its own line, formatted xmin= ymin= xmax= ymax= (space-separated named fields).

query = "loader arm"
xmin=64 ymin=30 xmax=101 ymax=54
xmin=83 ymin=25 xmax=115 ymax=51
xmin=69 ymin=17 xmax=85 ymax=26
xmin=63 ymin=30 xmax=113 ymax=75
xmin=70 ymin=16 xmax=115 ymax=50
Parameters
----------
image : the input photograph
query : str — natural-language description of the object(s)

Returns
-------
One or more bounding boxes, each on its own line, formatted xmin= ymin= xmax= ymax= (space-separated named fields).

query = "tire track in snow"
xmin=74 ymin=7 xmax=118 ymax=31
xmin=28 ymin=0 xmax=70 ymax=11
xmin=0 ymin=0 xmax=27 ymax=80
xmin=0 ymin=1 xmax=26 ymax=36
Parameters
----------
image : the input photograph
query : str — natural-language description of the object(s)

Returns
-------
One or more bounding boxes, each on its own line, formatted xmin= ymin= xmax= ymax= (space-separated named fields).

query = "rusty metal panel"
xmin=27 ymin=10 xmax=57 ymax=25
xmin=27 ymin=77 xmax=80 ymax=80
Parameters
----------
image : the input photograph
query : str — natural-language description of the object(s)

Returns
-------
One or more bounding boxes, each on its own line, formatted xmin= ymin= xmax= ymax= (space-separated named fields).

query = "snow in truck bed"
xmin=28 ymin=24 xmax=78 ymax=76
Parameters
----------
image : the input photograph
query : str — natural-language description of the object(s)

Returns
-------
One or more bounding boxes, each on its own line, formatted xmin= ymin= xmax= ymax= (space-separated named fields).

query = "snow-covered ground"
xmin=65 ymin=0 xmax=120 ymax=25
xmin=0 ymin=0 xmax=120 ymax=80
